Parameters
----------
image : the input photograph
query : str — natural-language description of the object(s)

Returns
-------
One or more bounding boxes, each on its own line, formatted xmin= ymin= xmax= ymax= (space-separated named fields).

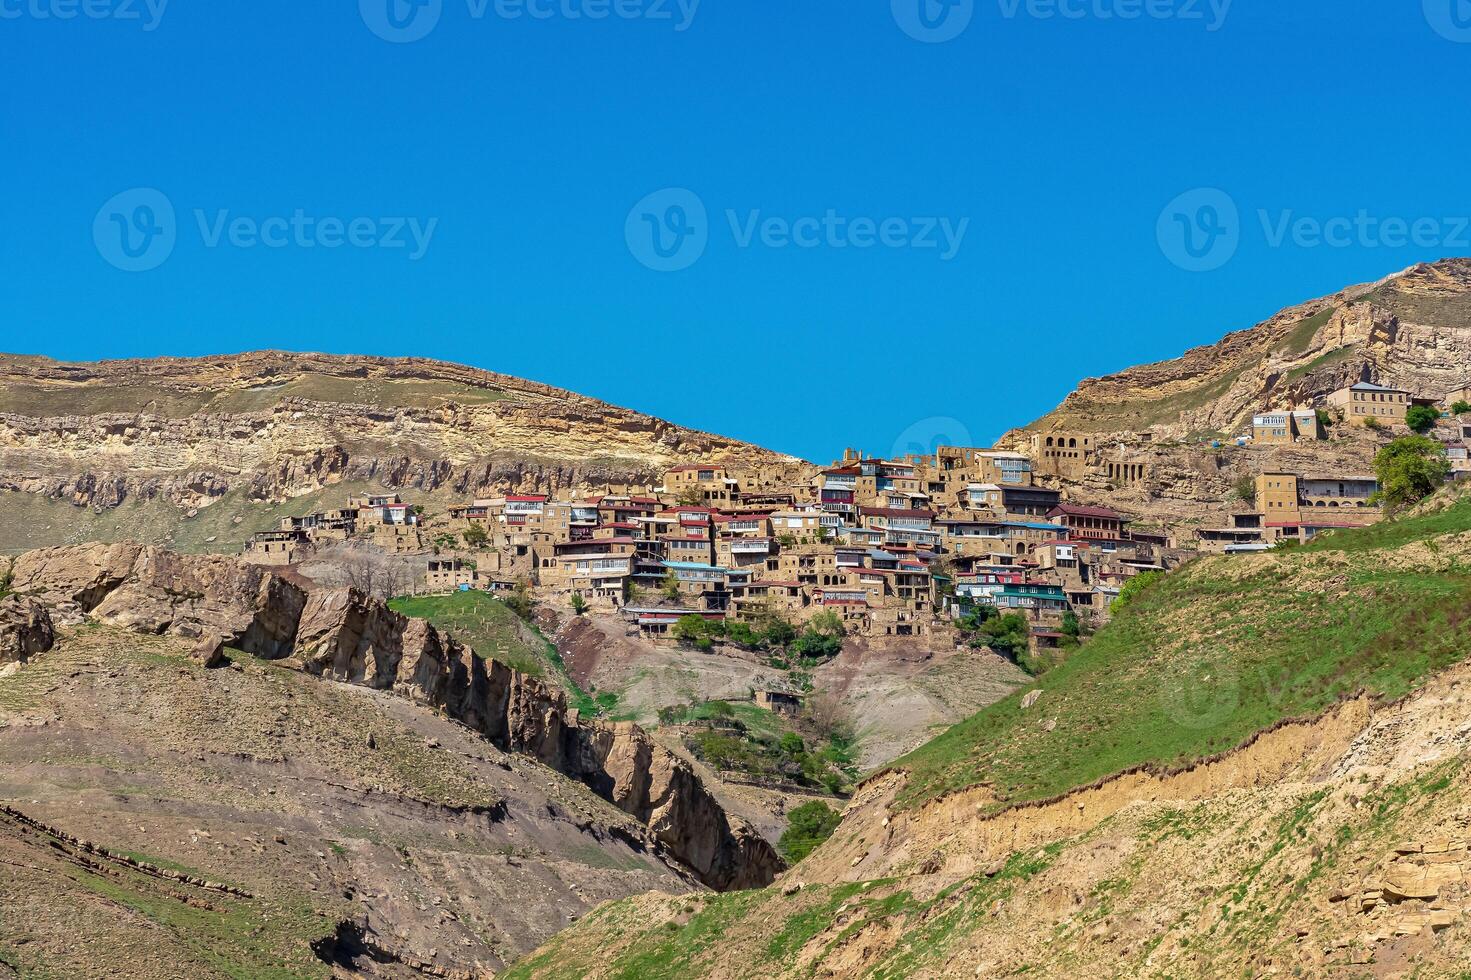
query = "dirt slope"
xmin=502 ymin=486 xmax=1471 ymax=978
xmin=0 ymin=626 xmax=697 ymax=978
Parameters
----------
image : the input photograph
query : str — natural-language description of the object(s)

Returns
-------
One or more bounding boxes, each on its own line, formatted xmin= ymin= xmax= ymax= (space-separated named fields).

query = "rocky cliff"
xmin=1020 ymin=258 xmax=1471 ymax=440
xmin=7 ymin=542 xmax=781 ymax=891
xmin=0 ymin=351 xmax=800 ymax=533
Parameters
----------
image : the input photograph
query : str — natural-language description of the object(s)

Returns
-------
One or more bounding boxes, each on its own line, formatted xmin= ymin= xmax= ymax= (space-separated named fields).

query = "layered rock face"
xmin=1021 ymin=258 xmax=1471 ymax=441
xmin=8 ymin=542 xmax=781 ymax=890
xmin=0 ymin=595 xmax=54 ymax=665
xmin=0 ymin=351 xmax=798 ymax=515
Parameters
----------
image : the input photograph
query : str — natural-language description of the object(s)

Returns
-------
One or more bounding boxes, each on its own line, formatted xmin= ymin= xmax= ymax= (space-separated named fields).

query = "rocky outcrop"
xmin=0 ymin=595 xmax=54 ymax=665
xmin=0 ymin=351 xmax=801 ymax=517
xmin=8 ymin=543 xmax=781 ymax=890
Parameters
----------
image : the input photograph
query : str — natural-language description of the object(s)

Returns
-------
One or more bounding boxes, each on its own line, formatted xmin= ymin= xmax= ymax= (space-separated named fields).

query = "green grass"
xmin=1279 ymin=307 xmax=1336 ymax=355
xmin=387 ymin=591 xmax=634 ymax=719
xmin=888 ymin=490 xmax=1471 ymax=812
xmin=1284 ymin=342 xmax=1358 ymax=382
xmin=60 ymin=863 xmax=332 ymax=979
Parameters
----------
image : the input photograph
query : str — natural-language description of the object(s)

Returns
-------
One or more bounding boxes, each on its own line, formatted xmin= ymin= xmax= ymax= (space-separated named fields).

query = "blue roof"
xmin=1003 ymin=521 xmax=1068 ymax=531
xmin=662 ymin=560 xmax=732 ymax=572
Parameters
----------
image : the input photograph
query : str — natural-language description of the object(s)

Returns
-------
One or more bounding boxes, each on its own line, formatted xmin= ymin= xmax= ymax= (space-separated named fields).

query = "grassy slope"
xmin=502 ymin=487 xmax=1471 ymax=979
xmin=891 ymin=491 xmax=1471 ymax=811
xmin=386 ymin=592 xmax=623 ymax=717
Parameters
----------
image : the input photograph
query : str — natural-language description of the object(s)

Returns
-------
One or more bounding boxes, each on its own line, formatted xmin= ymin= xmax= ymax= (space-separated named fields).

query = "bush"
xmin=570 ymin=592 xmax=588 ymax=615
xmin=504 ymin=580 xmax=536 ymax=621
xmin=1453 ymin=400 xmax=1471 ymax=416
xmin=673 ymin=614 xmax=721 ymax=651
xmin=661 ymin=569 xmax=682 ymax=601
xmin=1364 ymin=416 xmax=1384 ymax=431
xmin=1232 ymin=475 xmax=1257 ymax=502
xmin=974 ymin=612 xmax=1030 ymax=659
xmin=761 ymin=618 xmax=798 ymax=648
xmin=462 ymin=525 xmax=489 ymax=549
xmin=1406 ymin=404 xmax=1441 ymax=435
xmin=1109 ymin=570 xmax=1164 ymax=616
xmin=1316 ymin=408 xmax=1334 ymax=429
xmin=1372 ymin=435 xmax=1451 ymax=514
xmin=724 ymin=620 xmax=765 ymax=649
xmin=778 ymin=801 xmax=841 ymax=864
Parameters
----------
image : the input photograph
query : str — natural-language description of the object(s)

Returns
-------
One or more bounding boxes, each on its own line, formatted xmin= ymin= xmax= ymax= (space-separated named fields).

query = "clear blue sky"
xmin=3 ymin=1 xmax=1469 ymax=462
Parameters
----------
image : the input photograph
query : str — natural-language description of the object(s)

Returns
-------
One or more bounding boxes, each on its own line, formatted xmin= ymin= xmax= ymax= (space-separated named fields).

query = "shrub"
xmin=1364 ymin=416 xmax=1384 ymax=431
xmin=778 ymin=801 xmax=841 ymax=864
xmin=1316 ymin=408 xmax=1334 ymax=429
xmin=1406 ymin=404 xmax=1441 ymax=435
xmin=462 ymin=525 xmax=489 ymax=549
xmin=570 ymin=592 xmax=588 ymax=615
xmin=1109 ymin=570 xmax=1164 ymax=616
xmin=1453 ymin=400 xmax=1471 ymax=416
xmin=504 ymin=580 xmax=536 ymax=621
xmin=761 ymin=618 xmax=798 ymax=648
xmin=1372 ymin=435 xmax=1451 ymax=514
xmin=974 ymin=612 xmax=1030 ymax=659
xmin=673 ymin=614 xmax=717 ymax=650
xmin=1232 ymin=475 xmax=1257 ymax=502
xmin=661 ymin=569 xmax=682 ymax=601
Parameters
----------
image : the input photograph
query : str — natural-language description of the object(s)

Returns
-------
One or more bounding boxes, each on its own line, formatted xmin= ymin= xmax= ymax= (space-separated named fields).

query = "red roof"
xmin=1050 ymin=504 xmax=1124 ymax=520
xmin=860 ymin=507 xmax=936 ymax=519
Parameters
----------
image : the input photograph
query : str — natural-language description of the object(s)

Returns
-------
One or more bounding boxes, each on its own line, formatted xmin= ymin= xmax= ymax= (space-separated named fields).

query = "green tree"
xmin=504 ymin=580 xmax=536 ymax=621
xmin=1406 ymin=404 xmax=1441 ymax=434
xmin=1372 ymin=435 xmax=1450 ymax=514
xmin=778 ymin=801 xmax=842 ymax=864
xmin=1110 ymin=570 xmax=1164 ymax=615
xmin=1232 ymin=475 xmax=1257 ymax=503
xmin=974 ymin=612 xmax=1030 ymax=658
xmin=673 ymin=614 xmax=715 ymax=650
xmin=761 ymin=618 xmax=798 ymax=649
xmin=661 ymin=568 xmax=682 ymax=601
xmin=1364 ymin=416 xmax=1384 ymax=432
xmin=778 ymin=732 xmax=806 ymax=756
xmin=462 ymin=525 xmax=489 ymax=549
xmin=1452 ymin=400 xmax=1471 ymax=416
xmin=1316 ymin=408 xmax=1334 ymax=429
xmin=570 ymin=592 xmax=588 ymax=615
xmin=1061 ymin=609 xmax=1081 ymax=641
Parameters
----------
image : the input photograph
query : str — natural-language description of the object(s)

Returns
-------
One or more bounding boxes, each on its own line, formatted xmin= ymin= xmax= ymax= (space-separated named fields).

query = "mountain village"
xmin=240 ymin=378 xmax=1471 ymax=664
